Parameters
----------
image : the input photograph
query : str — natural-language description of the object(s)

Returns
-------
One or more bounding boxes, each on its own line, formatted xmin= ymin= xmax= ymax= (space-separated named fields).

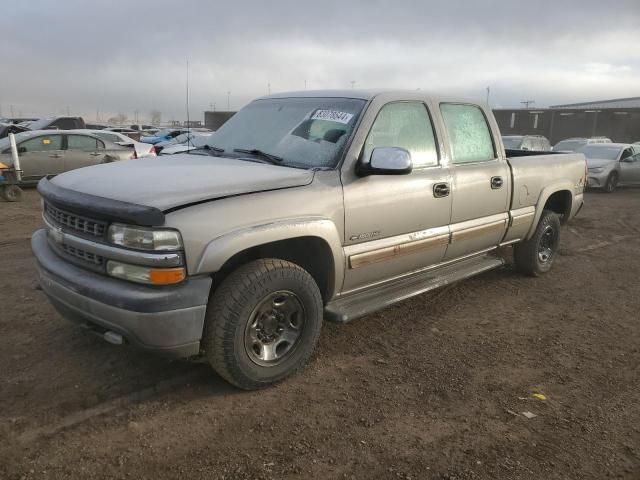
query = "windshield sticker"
xmin=311 ymin=110 xmax=354 ymax=124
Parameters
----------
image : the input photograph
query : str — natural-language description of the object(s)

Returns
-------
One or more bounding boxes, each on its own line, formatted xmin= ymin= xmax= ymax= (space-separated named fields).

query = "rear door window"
xmin=363 ymin=102 xmax=439 ymax=168
xmin=440 ymin=104 xmax=495 ymax=164
xmin=67 ymin=135 xmax=103 ymax=151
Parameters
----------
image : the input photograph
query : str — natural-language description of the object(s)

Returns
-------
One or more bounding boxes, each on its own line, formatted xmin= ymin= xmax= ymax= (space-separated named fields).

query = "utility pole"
xmin=350 ymin=80 xmax=356 ymax=89
xmin=227 ymin=91 xmax=231 ymax=111
xmin=520 ymin=100 xmax=535 ymax=109
xmin=267 ymin=82 xmax=271 ymax=95
xmin=304 ymin=79 xmax=307 ymax=90
xmin=486 ymin=86 xmax=491 ymax=106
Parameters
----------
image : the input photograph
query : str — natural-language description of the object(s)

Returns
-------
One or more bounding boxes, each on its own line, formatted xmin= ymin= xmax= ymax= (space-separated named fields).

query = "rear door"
xmin=16 ymin=134 xmax=64 ymax=181
xmin=63 ymin=134 xmax=106 ymax=172
xmin=439 ymin=103 xmax=510 ymax=260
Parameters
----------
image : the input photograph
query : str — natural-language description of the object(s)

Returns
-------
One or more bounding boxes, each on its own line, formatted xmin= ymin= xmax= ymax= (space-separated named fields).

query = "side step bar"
xmin=325 ymin=255 xmax=505 ymax=323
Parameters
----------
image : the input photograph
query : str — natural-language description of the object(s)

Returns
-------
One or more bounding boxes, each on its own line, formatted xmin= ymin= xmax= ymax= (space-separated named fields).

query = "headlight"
xmin=588 ymin=167 xmax=604 ymax=173
xmin=108 ymin=223 xmax=183 ymax=251
xmin=107 ymin=260 xmax=186 ymax=285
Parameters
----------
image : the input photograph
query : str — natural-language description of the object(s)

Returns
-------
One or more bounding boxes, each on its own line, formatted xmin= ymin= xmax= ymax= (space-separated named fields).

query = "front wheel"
xmin=1 ymin=184 xmax=22 ymax=202
xmin=513 ymin=210 xmax=561 ymax=277
xmin=202 ymin=259 xmax=323 ymax=390
xmin=604 ymin=172 xmax=618 ymax=193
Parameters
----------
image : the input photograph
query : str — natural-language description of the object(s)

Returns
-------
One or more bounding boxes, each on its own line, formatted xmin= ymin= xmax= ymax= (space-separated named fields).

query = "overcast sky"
xmin=1 ymin=0 xmax=639 ymax=122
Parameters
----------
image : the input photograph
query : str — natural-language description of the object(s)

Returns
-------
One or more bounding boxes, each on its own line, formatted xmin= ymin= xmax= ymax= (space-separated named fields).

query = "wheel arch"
xmin=195 ymin=218 xmax=344 ymax=302
xmin=526 ymin=185 xmax=574 ymax=239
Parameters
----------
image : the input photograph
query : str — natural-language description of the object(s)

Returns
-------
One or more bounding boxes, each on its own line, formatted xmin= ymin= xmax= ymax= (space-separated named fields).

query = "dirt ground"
xmin=0 ymin=188 xmax=638 ymax=480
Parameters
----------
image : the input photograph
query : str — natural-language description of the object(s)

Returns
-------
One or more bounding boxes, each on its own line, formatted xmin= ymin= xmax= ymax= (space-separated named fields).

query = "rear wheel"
xmin=514 ymin=210 xmax=561 ymax=277
xmin=604 ymin=172 xmax=618 ymax=193
xmin=202 ymin=259 xmax=323 ymax=390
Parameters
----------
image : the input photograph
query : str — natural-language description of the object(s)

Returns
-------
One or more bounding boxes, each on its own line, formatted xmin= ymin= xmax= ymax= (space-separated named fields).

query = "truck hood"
xmin=586 ymin=158 xmax=617 ymax=169
xmin=51 ymin=154 xmax=315 ymax=211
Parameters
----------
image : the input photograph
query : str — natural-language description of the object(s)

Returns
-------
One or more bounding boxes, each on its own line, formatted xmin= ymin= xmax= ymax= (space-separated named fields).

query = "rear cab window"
xmin=440 ymin=103 xmax=496 ymax=164
xmin=362 ymin=102 xmax=439 ymax=168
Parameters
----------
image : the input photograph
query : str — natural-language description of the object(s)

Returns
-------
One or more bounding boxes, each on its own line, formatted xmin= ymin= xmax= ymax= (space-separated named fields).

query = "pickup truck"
xmin=32 ymin=90 xmax=586 ymax=390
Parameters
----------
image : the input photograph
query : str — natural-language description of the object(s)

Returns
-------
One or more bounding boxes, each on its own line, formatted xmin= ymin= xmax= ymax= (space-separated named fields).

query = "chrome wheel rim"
xmin=538 ymin=225 xmax=556 ymax=263
xmin=244 ymin=290 xmax=305 ymax=367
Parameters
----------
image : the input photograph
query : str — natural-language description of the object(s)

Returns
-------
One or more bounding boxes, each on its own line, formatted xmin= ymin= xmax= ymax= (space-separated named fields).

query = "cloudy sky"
xmin=1 ymin=0 xmax=639 ymax=122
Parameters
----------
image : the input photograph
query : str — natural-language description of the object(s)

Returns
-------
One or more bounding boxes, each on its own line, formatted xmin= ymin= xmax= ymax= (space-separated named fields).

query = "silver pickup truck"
xmin=32 ymin=90 xmax=586 ymax=390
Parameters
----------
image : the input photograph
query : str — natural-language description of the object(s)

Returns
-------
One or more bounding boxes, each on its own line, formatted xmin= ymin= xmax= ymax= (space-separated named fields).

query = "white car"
xmin=74 ymin=129 xmax=157 ymax=158
xmin=160 ymin=133 xmax=213 ymax=155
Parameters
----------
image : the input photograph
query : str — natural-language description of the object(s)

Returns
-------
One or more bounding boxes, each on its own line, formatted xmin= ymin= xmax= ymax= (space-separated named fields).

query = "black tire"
xmin=513 ymin=210 xmax=561 ymax=277
xmin=202 ymin=258 xmax=323 ymax=390
xmin=1 ymin=184 xmax=22 ymax=202
xmin=604 ymin=172 xmax=618 ymax=193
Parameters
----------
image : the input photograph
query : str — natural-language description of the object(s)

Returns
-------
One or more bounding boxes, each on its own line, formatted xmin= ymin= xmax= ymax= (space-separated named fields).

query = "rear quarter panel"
xmin=506 ymin=153 xmax=586 ymax=240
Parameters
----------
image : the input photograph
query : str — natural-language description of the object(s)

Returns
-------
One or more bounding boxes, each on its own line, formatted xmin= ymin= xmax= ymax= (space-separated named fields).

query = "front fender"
xmin=194 ymin=217 xmax=345 ymax=298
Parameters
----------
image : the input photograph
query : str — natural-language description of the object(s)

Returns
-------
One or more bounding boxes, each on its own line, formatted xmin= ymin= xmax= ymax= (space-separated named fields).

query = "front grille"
xmin=60 ymin=243 xmax=105 ymax=267
xmin=44 ymin=202 xmax=107 ymax=238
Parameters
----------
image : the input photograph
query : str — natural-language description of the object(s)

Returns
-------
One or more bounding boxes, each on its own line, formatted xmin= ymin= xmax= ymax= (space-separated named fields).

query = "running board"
xmin=325 ymin=255 xmax=505 ymax=323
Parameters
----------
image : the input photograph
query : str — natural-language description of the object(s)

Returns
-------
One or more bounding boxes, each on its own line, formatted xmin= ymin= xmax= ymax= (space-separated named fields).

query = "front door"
xmin=342 ymin=101 xmax=452 ymax=293
xmin=439 ymin=103 xmax=510 ymax=260
xmin=16 ymin=134 xmax=64 ymax=181
xmin=620 ymin=151 xmax=640 ymax=185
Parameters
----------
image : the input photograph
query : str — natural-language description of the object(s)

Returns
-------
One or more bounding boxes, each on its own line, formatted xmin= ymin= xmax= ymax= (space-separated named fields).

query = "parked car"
xmin=553 ymin=137 xmax=612 ymax=152
xmin=153 ymin=132 xmax=211 ymax=154
xmin=581 ymin=143 xmax=640 ymax=192
xmin=27 ymin=116 xmax=86 ymax=130
xmin=140 ymin=128 xmax=209 ymax=145
xmin=0 ymin=117 xmax=38 ymax=125
xmin=160 ymin=133 xmax=213 ymax=155
xmin=502 ymin=135 xmax=551 ymax=151
xmin=0 ymin=130 xmax=135 ymax=184
xmin=129 ymin=124 xmax=157 ymax=131
xmin=0 ymin=122 xmax=29 ymax=139
xmin=74 ymin=129 xmax=157 ymax=158
xmin=32 ymin=89 xmax=586 ymax=390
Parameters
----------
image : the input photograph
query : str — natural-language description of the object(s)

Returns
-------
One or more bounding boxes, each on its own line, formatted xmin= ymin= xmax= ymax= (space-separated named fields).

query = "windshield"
xmin=0 ymin=132 xmax=35 ymax=151
xmin=579 ymin=145 xmax=622 ymax=160
xmin=200 ymin=97 xmax=367 ymax=168
xmin=553 ymin=140 xmax=586 ymax=152
xmin=502 ymin=136 xmax=523 ymax=149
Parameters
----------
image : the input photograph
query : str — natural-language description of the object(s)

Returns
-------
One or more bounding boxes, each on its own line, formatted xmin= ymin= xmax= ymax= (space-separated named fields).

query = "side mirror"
xmin=358 ymin=147 xmax=413 ymax=176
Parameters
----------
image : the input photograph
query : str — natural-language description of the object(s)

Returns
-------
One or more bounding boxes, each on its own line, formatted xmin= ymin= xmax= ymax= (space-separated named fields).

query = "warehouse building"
xmin=204 ymin=111 xmax=236 ymax=131
xmin=494 ymin=96 xmax=640 ymax=144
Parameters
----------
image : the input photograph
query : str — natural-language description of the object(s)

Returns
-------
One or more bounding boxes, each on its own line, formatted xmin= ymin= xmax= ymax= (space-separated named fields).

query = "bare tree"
xmin=150 ymin=110 xmax=162 ymax=125
xmin=115 ymin=112 xmax=128 ymax=125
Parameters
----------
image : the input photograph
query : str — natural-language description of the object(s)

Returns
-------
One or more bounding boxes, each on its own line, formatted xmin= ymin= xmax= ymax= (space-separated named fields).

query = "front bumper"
xmin=32 ymin=229 xmax=212 ymax=358
xmin=587 ymin=171 xmax=610 ymax=188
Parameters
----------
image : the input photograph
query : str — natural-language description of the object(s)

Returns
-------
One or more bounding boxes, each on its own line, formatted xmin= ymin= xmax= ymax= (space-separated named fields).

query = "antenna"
xmin=186 ymin=59 xmax=192 ymax=149
xmin=520 ymin=100 xmax=535 ymax=109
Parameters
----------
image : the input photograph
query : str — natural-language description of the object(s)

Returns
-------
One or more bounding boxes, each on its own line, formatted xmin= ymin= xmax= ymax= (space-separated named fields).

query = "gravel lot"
xmin=1 ymin=188 xmax=639 ymax=479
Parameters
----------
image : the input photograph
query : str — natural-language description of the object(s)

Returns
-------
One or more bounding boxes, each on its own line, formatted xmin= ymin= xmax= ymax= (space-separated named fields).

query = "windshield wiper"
xmin=188 ymin=144 xmax=225 ymax=156
xmin=233 ymin=148 xmax=283 ymax=164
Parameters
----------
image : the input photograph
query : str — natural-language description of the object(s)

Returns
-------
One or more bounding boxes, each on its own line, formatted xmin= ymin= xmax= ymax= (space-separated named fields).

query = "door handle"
xmin=89 ymin=152 xmax=102 ymax=156
xmin=433 ymin=182 xmax=450 ymax=198
xmin=49 ymin=154 xmax=62 ymax=158
xmin=491 ymin=176 xmax=504 ymax=189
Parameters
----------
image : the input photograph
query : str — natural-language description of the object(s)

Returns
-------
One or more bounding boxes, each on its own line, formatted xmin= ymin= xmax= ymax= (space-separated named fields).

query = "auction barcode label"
xmin=311 ymin=110 xmax=354 ymax=124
